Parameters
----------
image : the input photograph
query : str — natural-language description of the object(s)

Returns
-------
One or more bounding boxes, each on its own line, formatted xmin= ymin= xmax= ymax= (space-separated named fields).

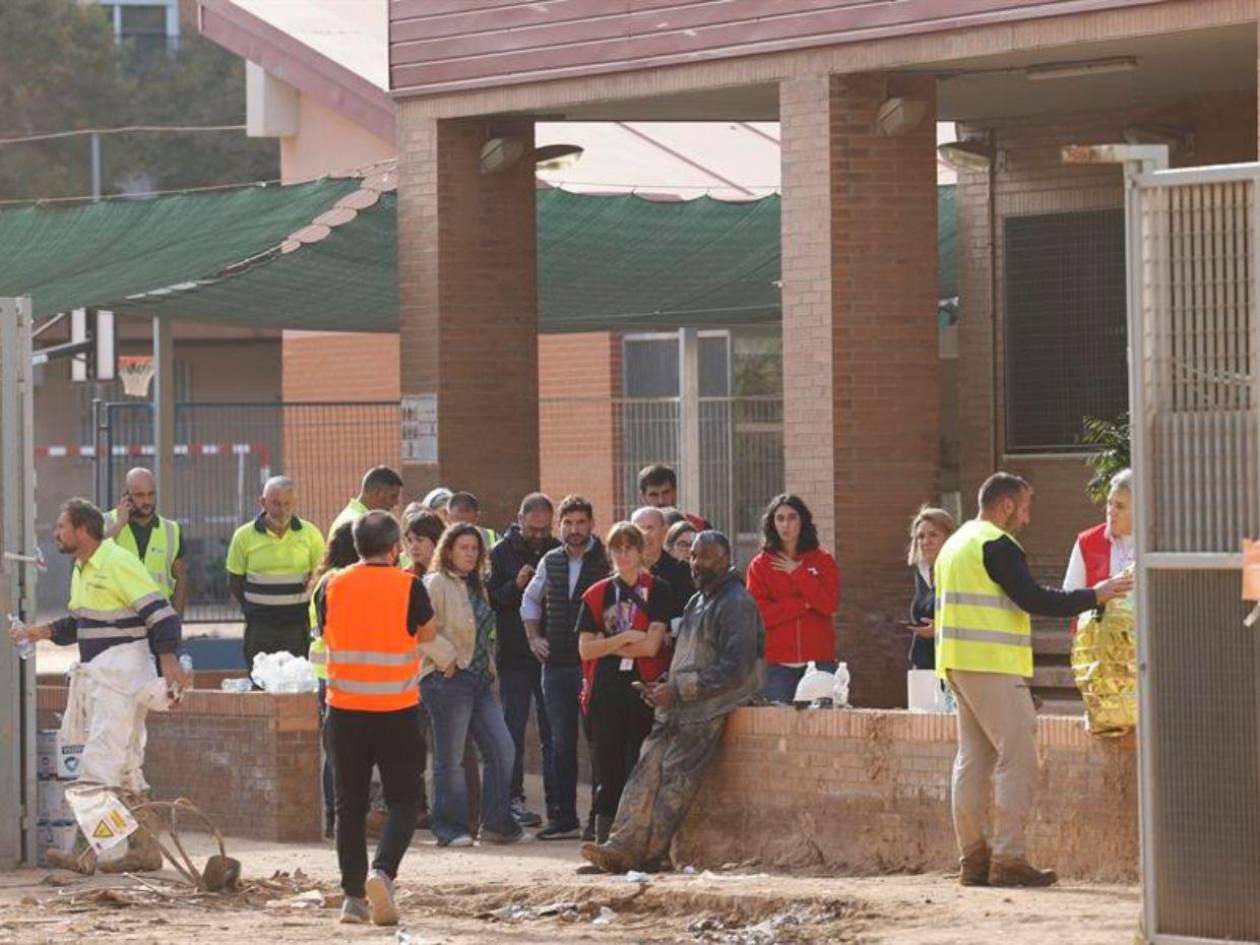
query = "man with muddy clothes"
xmin=579 ymin=530 xmax=763 ymax=874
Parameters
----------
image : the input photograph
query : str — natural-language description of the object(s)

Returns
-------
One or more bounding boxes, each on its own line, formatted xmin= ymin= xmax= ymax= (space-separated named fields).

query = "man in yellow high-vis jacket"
xmin=9 ymin=498 xmax=190 ymax=874
xmin=935 ymin=472 xmax=1132 ymax=888
xmin=104 ymin=467 xmax=187 ymax=615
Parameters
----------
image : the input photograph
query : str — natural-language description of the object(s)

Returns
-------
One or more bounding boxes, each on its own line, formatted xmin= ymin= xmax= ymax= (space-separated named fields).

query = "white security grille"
xmin=1127 ymin=161 xmax=1260 ymax=944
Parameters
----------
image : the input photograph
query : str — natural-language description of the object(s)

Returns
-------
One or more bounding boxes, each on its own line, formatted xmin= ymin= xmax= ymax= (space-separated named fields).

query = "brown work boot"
xmin=959 ymin=842 xmax=991 ymax=886
xmin=988 ymin=855 xmax=1058 ymax=887
xmin=579 ymin=841 xmax=636 ymax=875
xmin=46 ymin=832 xmax=96 ymax=875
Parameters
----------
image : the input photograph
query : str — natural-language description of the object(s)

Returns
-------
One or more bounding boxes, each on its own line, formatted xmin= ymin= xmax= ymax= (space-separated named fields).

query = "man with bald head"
xmin=226 ymin=476 xmax=326 ymax=666
xmin=105 ymin=467 xmax=187 ymax=615
xmin=630 ymin=506 xmax=695 ymax=634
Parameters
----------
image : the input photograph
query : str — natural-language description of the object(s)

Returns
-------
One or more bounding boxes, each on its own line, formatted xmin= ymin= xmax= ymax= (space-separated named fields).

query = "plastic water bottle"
xmin=7 ymin=614 xmax=34 ymax=661
xmin=178 ymin=653 xmax=194 ymax=674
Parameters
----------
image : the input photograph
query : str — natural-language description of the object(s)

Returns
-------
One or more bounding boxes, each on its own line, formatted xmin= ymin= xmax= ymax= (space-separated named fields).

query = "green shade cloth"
xmin=0 ymin=180 xmax=957 ymax=333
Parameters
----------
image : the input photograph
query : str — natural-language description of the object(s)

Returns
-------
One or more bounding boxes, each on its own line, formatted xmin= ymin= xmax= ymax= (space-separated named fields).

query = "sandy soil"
xmin=0 ymin=829 xmax=1141 ymax=945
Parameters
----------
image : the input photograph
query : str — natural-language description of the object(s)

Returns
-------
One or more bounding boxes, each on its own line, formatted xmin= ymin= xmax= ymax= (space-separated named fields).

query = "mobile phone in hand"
xmin=630 ymin=681 xmax=647 ymax=693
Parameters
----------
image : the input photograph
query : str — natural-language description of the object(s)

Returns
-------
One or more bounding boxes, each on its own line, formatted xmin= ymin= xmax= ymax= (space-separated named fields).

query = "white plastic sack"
xmin=65 ymin=786 xmax=138 ymax=854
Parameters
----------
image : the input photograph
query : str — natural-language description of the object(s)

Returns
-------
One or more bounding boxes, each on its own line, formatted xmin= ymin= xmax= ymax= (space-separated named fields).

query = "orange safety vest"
xmin=323 ymin=563 xmax=420 ymax=712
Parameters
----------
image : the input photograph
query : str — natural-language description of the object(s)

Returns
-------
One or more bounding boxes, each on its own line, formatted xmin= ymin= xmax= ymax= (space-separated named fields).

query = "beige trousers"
xmin=945 ymin=669 xmax=1038 ymax=858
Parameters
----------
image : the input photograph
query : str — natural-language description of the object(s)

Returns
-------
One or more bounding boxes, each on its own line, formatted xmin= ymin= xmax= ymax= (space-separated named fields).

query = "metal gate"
xmin=1122 ymin=154 xmax=1260 ymax=943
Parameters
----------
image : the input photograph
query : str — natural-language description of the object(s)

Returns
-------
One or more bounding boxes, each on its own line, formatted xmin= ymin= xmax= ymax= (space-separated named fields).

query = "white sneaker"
xmin=364 ymin=870 xmax=399 ymax=926
xmin=438 ymin=833 xmax=474 ymax=848
xmin=339 ymin=896 xmax=370 ymax=924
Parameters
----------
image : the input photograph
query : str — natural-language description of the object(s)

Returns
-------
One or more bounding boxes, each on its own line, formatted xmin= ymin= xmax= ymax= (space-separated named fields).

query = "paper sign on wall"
xmin=401 ymin=394 xmax=438 ymax=465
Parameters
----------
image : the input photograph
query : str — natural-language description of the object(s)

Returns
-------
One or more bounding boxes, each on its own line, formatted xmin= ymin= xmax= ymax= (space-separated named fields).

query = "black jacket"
xmin=540 ymin=537 xmax=608 ymax=666
xmin=488 ymin=525 xmax=560 ymax=671
xmin=650 ymin=552 xmax=696 ymax=622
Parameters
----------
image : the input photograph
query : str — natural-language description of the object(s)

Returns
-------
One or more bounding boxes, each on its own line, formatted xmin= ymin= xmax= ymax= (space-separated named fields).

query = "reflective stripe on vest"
xmin=108 ymin=511 xmax=179 ymax=600
xmin=934 ymin=519 xmax=1033 ymax=679
xmin=245 ymin=571 xmax=311 ymax=607
xmin=68 ymin=540 xmax=175 ymax=660
xmin=323 ymin=564 xmax=420 ymax=712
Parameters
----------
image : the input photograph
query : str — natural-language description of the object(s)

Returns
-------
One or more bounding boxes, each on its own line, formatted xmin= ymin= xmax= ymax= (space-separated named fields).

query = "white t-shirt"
xmin=1063 ymin=531 xmax=1134 ymax=592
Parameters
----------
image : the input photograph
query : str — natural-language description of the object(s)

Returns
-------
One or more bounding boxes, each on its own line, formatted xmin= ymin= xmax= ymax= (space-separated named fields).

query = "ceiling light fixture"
xmin=1025 ymin=56 xmax=1138 ymax=81
xmin=937 ymin=140 xmax=996 ymax=172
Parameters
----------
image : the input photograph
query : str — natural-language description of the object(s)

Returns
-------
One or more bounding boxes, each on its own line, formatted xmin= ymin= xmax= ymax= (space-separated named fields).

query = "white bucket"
xmin=907 ymin=669 xmax=951 ymax=712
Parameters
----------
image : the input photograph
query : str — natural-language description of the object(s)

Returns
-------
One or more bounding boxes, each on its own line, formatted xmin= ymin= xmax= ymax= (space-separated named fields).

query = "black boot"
xmin=595 ymin=814 xmax=613 ymax=845
xmin=581 ymin=810 xmax=597 ymax=843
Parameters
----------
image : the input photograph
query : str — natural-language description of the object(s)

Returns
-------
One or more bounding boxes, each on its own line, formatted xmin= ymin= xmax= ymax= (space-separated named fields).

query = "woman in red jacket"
xmin=746 ymin=494 xmax=841 ymax=704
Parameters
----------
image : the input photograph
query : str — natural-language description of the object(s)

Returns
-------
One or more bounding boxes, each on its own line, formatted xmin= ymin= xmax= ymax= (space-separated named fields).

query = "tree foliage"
xmin=1080 ymin=412 xmax=1131 ymax=504
xmin=0 ymin=0 xmax=276 ymax=201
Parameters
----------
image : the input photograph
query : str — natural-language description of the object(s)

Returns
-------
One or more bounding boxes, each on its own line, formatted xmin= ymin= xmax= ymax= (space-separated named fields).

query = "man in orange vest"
xmin=314 ymin=511 xmax=452 ymax=927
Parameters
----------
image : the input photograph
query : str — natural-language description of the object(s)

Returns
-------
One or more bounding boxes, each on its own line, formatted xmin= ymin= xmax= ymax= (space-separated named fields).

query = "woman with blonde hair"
xmin=906 ymin=506 xmax=956 ymax=670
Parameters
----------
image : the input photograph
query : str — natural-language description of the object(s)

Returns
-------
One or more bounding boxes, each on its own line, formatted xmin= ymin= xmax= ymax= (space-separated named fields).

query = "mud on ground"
xmin=0 ymin=832 xmax=1142 ymax=945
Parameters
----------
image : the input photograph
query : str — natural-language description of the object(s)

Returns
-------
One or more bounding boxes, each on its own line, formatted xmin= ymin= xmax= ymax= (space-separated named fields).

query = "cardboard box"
xmin=37 ymin=779 xmax=73 ymax=824
xmin=36 ymin=729 xmax=82 ymax=780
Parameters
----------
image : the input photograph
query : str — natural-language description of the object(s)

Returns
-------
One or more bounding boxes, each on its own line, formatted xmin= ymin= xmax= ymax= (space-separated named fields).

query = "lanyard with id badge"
xmin=613 ymin=582 xmax=641 ymax=673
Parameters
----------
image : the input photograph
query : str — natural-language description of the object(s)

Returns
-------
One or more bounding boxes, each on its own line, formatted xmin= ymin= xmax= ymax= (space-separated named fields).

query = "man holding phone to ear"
xmin=105 ymin=467 xmax=187 ymax=616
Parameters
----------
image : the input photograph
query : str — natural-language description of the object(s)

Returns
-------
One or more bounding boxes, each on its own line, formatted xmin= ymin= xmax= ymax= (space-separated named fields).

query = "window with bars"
xmin=1004 ymin=208 xmax=1128 ymax=452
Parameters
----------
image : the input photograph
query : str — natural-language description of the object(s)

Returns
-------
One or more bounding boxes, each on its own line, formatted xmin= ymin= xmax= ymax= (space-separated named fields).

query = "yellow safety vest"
xmin=328 ymin=497 xmax=369 ymax=544
xmin=307 ymin=568 xmax=339 ymax=681
xmin=106 ymin=510 xmax=180 ymax=600
xmin=67 ymin=539 xmax=179 ymax=661
xmin=225 ymin=516 xmax=325 ymax=617
xmin=934 ymin=519 xmax=1033 ymax=679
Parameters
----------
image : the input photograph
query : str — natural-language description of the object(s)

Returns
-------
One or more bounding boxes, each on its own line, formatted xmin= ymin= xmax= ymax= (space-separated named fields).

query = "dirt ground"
xmin=0 ymin=828 xmax=1142 ymax=945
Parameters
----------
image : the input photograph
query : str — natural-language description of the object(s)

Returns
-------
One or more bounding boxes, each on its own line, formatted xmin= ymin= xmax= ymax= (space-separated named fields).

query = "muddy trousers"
xmin=605 ymin=715 xmax=726 ymax=868
xmin=945 ymin=669 xmax=1038 ymax=859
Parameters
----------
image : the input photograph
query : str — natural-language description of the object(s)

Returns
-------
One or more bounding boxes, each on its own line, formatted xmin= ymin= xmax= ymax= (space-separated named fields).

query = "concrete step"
xmin=1032 ymin=665 xmax=1076 ymax=690
xmin=1032 ymin=629 xmax=1074 ymax=657
xmin=1037 ymin=696 xmax=1084 ymax=717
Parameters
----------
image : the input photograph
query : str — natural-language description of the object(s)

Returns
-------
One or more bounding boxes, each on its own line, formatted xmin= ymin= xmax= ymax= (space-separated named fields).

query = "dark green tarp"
xmin=0 ymin=180 xmax=957 ymax=333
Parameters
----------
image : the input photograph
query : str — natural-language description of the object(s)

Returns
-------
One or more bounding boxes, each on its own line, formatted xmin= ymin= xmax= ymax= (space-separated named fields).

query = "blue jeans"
xmin=498 ymin=663 xmax=556 ymax=816
xmin=420 ymin=670 xmax=516 ymax=842
xmin=542 ymin=663 xmax=583 ymax=828
xmin=764 ymin=661 xmax=838 ymax=704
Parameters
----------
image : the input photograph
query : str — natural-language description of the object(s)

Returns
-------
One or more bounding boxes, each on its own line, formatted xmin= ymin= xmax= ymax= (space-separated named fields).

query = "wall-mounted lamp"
xmin=480 ymin=138 xmax=586 ymax=174
xmin=535 ymin=143 xmax=585 ymax=170
xmin=938 ymin=140 xmax=996 ymax=172
xmin=875 ymin=96 xmax=928 ymax=136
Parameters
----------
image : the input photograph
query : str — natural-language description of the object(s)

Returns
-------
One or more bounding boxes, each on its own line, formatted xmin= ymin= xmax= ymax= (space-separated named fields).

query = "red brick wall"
xmin=282 ymin=331 xmax=399 ymax=403
xmin=675 ymin=707 xmax=1137 ymax=882
xmin=538 ymin=332 xmax=620 ymax=531
xmin=39 ymin=686 xmax=322 ymax=843
xmin=780 ymin=74 xmax=940 ymax=708
xmin=396 ymin=110 xmax=540 ymax=531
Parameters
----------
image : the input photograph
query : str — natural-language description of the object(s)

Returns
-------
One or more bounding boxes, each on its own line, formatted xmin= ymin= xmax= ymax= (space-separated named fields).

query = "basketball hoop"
xmin=118 ymin=355 xmax=155 ymax=398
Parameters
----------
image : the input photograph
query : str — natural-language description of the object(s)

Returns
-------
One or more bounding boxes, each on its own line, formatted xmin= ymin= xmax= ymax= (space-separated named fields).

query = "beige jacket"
xmin=421 ymin=569 xmax=494 ymax=680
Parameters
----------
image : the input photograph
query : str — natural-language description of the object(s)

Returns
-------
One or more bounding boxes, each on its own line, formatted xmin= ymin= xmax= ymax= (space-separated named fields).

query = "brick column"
xmin=396 ymin=111 xmax=539 ymax=529
xmin=780 ymin=74 xmax=940 ymax=708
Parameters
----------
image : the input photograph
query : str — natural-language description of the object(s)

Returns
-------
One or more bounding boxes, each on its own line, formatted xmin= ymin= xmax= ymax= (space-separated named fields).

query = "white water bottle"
xmin=7 ymin=613 xmax=34 ymax=661
xmin=179 ymin=653 xmax=194 ymax=674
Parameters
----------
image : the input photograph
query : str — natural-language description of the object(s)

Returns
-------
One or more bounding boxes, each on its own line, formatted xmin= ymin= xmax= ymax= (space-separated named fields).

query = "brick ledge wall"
xmin=38 ymin=686 xmax=321 ymax=842
xmin=675 ymin=707 xmax=1137 ymax=882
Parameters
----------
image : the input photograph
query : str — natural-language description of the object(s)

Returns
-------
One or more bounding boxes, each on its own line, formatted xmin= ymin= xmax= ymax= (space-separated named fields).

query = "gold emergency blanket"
xmin=1071 ymin=595 xmax=1137 ymax=737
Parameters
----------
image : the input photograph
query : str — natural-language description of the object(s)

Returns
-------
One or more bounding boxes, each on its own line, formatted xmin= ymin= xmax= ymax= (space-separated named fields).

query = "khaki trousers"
xmin=945 ymin=669 xmax=1038 ymax=858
